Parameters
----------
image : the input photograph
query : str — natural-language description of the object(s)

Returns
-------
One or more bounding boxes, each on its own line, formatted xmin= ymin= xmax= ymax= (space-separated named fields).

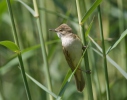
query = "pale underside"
xmin=61 ymin=34 xmax=82 ymax=68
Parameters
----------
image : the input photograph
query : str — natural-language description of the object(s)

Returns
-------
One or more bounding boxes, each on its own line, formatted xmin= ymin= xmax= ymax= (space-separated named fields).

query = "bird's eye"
xmin=59 ymin=29 xmax=62 ymax=31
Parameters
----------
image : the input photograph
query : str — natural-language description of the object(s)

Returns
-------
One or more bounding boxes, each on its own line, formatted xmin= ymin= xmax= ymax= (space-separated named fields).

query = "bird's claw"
xmin=82 ymin=46 xmax=87 ymax=51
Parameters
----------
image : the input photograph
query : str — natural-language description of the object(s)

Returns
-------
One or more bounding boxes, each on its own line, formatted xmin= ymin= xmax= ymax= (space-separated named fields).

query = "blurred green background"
xmin=0 ymin=0 xmax=127 ymax=100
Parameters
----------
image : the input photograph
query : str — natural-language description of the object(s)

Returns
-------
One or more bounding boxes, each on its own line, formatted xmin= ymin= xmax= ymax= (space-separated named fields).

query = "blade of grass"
xmin=98 ymin=5 xmax=110 ymax=100
xmin=0 ymin=41 xmax=59 ymax=75
xmin=0 ymin=44 xmax=40 ymax=75
xmin=92 ymin=48 xmax=127 ymax=79
xmin=15 ymin=0 xmax=35 ymax=16
xmin=25 ymin=73 xmax=57 ymax=99
xmin=88 ymin=35 xmax=127 ymax=79
xmin=106 ymin=29 xmax=127 ymax=54
xmin=0 ymin=50 xmax=35 ymax=75
xmin=81 ymin=0 xmax=102 ymax=25
xmin=56 ymin=72 xmax=70 ymax=100
xmin=88 ymin=36 xmax=102 ymax=52
xmin=85 ymin=16 xmax=94 ymax=38
xmin=59 ymin=69 xmax=72 ymax=92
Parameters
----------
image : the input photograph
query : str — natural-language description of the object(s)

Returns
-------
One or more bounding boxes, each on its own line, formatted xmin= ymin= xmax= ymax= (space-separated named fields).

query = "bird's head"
xmin=49 ymin=24 xmax=72 ymax=38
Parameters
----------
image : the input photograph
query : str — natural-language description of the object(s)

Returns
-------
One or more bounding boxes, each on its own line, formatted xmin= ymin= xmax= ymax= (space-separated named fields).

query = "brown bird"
xmin=49 ymin=24 xmax=85 ymax=92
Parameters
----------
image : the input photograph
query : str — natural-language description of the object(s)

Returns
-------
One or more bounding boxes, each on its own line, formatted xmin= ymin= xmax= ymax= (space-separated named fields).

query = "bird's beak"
xmin=49 ymin=29 xmax=57 ymax=32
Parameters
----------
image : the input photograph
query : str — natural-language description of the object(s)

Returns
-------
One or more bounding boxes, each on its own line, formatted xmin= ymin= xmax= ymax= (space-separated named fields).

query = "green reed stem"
xmin=97 ymin=5 xmax=110 ymax=100
xmin=90 ymin=48 xmax=102 ymax=100
xmin=75 ymin=0 xmax=94 ymax=100
xmin=117 ymin=0 xmax=127 ymax=96
xmin=32 ymin=0 xmax=53 ymax=100
xmin=17 ymin=53 xmax=32 ymax=100
xmin=0 ymin=74 xmax=5 ymax=100
xmin=6 ymin=0 xmax=32 ymax=100
xmin=39 ymin=0 xmax=48 ymax=40
xmin=6 ymin=0 xmax=19 ymax=46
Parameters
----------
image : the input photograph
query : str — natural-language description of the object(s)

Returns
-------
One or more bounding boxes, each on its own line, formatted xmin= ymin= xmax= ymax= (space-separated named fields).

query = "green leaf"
xmin=0 ymin=44 xmax=41 ymax=75
xmin=85 ymin=16 xmax=94 ymax=38
xmin=46 ymin=39 xmax=60 ymax=45
xmin=57 ymin=69 xmax=72 ymax=100
xmin=92 ymin=48 xmax=127 ymax=79
xmin=15 ymin=0 xmax=35 ymax=16
xmin=26 ymin=73 xmax=57 ymax=99
xmin=60 ymin=69 xmax=72 ymax=89
xmin=21 ymin=44 xmax=40 ymax=53
xmin=0 ymin=41 xmax=19 ymax=52
xmin=88 ymin=36 xmax=102 ymax=52
xmin=81 ymin=0 xmax=102 ymax=25
xmin=106 ymin=29 xmax=127 ymax=54
xmin=89 ymin=36 xmax=127 ymax=79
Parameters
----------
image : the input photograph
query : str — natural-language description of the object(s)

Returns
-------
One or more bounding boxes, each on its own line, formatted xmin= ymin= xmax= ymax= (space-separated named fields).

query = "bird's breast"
xmin=61 ymin=37 xmax=82 ymax=66
xmin=61 ymin=37 xmax=82 ymax=49
xmin=62 ymin=37 xmax=74 ymax=47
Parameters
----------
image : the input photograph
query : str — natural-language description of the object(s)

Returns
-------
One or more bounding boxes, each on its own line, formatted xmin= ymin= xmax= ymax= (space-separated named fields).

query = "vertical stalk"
xmin=0 ymin=52 xmax=4 ymax=100
xmin=39 ymin=0 xmax=48 ymax=41
xmin=90 ymin=48 xmax=102 ymax=100
xmin=117 ymin=0 xmax=127 ymax=96
xmin=0 ymin=75 xmax=5 ymax=100
xmin=117 ymin=0 xmax=126 ymax=68
xmin=75 ymin=0 xmax=94 ymax=100
xmin=6 ymin=0 xmax=19 ymax=46
xmin=117 ymin=0 xmax=124 ymax=33
xmin=6 ymin=0 xmax=32 ymax=100
xmin=17 ymin=53 xmax=32 ymax=100
xmin=97 ymin=5 xmax=110 ymax=100
xmin=32 ymin=0 xmax=53 ymax=100
xmin=39 ymin=0 xmax=49 ymax=55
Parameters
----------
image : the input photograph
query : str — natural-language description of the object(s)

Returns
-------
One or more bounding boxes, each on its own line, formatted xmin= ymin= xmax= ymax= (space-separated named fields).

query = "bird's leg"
xmin=82 ymin=46 xmax=87 ymax=51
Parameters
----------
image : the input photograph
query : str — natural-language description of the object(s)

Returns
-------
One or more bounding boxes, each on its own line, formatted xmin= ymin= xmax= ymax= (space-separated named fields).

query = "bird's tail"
xmin=74 ymin=69 xmax=85 ymax=92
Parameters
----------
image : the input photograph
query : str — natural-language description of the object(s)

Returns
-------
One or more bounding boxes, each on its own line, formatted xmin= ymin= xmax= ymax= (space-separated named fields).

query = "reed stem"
xmin=33 ymin=0 xmax=53 ymax=100
xmin=75 ymin=0 xmax=94 ymax=100
xmin=6 ymin=0 xmax=32 ymax=100
xmin=97 ymin=5 xmax=110 ymax=100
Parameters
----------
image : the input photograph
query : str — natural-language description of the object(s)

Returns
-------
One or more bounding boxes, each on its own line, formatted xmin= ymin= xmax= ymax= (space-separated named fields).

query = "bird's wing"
xmin=62 ymin=46 xmax=75 ymax=71
xmin=62 ymin=46 xmax=85 ymax=92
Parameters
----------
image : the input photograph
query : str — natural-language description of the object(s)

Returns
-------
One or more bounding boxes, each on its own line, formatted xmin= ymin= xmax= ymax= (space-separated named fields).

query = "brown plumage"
xmin=63 ymin=46 xmax=85 ymax=92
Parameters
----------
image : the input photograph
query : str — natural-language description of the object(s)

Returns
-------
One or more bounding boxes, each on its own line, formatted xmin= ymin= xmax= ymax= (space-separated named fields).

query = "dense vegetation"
xmin=0 ymin=0 xmax=127 ymax=100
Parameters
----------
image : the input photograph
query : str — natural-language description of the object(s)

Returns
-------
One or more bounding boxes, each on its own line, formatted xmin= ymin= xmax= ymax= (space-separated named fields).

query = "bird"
xmin=49 ymin=24 xmax=85 ymax=92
